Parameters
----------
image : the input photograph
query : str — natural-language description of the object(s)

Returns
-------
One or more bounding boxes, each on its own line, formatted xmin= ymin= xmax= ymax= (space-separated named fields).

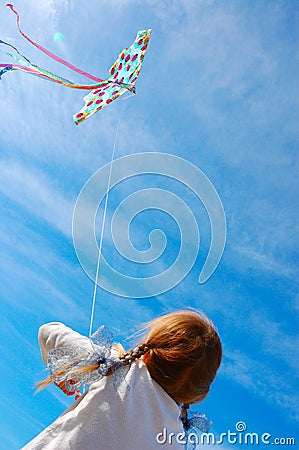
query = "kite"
xmin=0 ymin=4 xmax=151 ymax=124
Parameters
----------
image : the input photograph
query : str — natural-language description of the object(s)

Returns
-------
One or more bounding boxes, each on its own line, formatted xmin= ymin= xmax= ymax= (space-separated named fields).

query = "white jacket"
xmin=21 ymin=322 xmax=184 ymax=450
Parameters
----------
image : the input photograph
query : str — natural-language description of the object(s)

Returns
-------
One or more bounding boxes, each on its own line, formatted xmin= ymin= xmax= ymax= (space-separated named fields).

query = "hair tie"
xmin=180 ymin=403 xmax=212 ymax=450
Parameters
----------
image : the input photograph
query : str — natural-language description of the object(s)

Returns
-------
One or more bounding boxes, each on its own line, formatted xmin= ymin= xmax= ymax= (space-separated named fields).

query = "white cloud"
xmin=0 ymin=158 xmax=73 ymax=236
xmin=221 ymin=349 xmax=299 ymax=421
xmin=234 ymin=245 xmax=297 ymax=280
xmin=0 ymin=0 xmax=297 ymax=444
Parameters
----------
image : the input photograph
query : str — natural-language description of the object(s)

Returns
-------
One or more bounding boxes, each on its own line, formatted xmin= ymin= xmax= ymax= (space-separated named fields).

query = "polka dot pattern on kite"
xmin=73 ymin=29 xmax=151 ymax=125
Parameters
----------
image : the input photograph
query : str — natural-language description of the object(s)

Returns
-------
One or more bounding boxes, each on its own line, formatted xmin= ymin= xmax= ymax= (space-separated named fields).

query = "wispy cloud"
xmin=0 ymin=396 xmax=46 ymax=430
xmin=0 ymin=0 xmax=297 ymax=447
xmin=233 ymin=245 xmax=297 ymax=280
xmin=221 ymin=349 xmax=299 ymax=421
xmin=0 ymin=158 xmax=74 ymax=235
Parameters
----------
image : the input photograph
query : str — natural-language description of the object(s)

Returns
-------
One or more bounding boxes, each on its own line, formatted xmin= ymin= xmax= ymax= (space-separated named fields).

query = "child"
xmin=21 ymin=310 xmax=222 ymax=449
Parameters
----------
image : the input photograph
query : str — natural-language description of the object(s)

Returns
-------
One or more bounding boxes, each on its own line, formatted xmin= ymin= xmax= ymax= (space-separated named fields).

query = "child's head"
xmin=38 ymin=310 xmax=222 ymax=406
xmin=141 ymin=310 xmax=222 ymax=405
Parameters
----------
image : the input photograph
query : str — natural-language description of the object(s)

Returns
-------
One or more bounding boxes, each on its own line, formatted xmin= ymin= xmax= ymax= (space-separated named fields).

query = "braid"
xmin=180 ymin=403 xmax=190 ymax=429
xmin=38 ymin=344 xmax=151 ymax=392
xmin=119 ymin=343 xmax=150 ymax=366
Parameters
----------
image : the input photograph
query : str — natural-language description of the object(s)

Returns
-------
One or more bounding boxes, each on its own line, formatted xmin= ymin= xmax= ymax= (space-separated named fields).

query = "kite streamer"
xmin=0 ymin=4 xmax=151 ymax=124
xmin=6 ymin=3 xmax=103 ymax=82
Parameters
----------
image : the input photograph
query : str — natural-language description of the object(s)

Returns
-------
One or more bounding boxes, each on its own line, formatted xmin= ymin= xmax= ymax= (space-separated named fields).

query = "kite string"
xmin=88 ymin=103 xmax=124 ymax=337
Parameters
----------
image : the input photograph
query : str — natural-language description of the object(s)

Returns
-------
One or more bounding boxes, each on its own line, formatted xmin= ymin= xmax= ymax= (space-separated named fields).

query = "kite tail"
xmin=0 ymin=39 xmax=111 ymax=89
xmin=6 ymin=3 xmax=104 ymax=82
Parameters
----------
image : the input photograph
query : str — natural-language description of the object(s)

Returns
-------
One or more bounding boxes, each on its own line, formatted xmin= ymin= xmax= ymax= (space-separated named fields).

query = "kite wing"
xmin=73 ymin=29 xmax=151 ymax=125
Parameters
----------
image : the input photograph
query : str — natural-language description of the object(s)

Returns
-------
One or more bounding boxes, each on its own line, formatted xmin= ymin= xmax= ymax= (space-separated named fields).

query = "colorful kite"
xmin=0 ymin=4 xmax=151 ymax=124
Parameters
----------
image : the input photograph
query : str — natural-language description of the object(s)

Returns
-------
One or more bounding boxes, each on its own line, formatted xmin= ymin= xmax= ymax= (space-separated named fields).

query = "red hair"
xmin=141 ymin=310 xmax=222 ymax=404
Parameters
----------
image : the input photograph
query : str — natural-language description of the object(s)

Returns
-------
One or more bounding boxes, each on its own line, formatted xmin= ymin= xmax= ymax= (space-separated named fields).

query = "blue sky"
xmin=0 ymin=0 xmax=298 ymax=448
